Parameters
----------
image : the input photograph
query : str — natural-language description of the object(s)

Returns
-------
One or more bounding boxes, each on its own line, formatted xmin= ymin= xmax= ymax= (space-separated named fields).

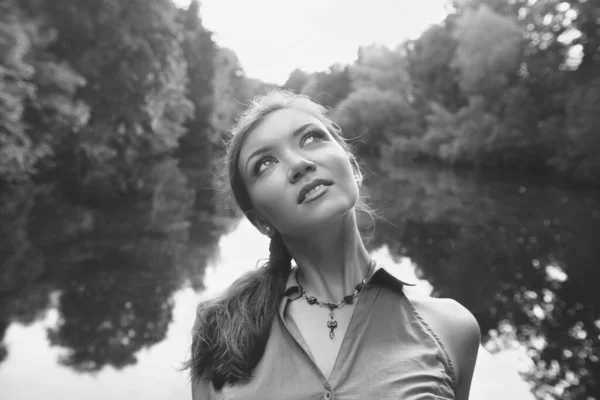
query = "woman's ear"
xmin=245 ymin=210 xmax=275 ymax=237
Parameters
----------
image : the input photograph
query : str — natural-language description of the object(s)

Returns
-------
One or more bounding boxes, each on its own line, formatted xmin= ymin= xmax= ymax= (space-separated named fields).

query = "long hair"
xmin=184 ymin=89 xmax=373 ymax=389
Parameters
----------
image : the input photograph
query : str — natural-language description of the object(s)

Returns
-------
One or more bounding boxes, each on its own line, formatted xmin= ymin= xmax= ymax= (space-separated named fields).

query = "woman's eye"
xmin=254 ymin=158 xmax=275 ymax=175
xmin=301 ymin=130 xmax=325 ymax=147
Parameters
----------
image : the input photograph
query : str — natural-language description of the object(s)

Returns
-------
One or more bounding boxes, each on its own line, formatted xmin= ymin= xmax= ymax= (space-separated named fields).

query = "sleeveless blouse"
xmin=192 ymin=265 xmax=457 ymax=400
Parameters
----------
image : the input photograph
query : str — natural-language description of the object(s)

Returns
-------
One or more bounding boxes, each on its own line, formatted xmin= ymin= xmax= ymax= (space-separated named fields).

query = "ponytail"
xmin=186 ymin=233 xmax=292 ymax=390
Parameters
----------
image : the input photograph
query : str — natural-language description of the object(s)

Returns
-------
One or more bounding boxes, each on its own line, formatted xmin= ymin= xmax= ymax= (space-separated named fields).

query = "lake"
xmin=0 ymin=160 xmax=598 ymax=400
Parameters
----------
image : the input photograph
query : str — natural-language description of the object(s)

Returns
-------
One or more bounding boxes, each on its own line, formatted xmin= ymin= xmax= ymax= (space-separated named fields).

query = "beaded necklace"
xmin=295 ymin=260 xmax=375 ymax=340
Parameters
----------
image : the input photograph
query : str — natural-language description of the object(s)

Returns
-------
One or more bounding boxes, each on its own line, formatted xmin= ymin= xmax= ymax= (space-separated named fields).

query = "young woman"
xmin=186 ymin=90 xmax=480 ymax=399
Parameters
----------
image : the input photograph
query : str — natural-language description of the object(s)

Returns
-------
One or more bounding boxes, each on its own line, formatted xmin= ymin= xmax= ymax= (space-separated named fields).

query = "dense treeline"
xmin=0 ymin=0 xmax=266 ymax=194
xmin=3 ymin=0 xmax=598 ymax=188
xmin=283 ymin=0 xmax=600 ymax=183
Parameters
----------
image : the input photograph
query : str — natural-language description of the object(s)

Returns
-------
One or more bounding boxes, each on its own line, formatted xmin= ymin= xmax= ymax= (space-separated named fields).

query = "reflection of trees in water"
xmin=47 ymin=254 xmax=177 ymax=371
xmin=0 ymin=157 xmax=235 ymax=371
xmin=368 ymin=166 xmax=600 ymax=400
xmin=0 ymin=184 xmax=54 ymax=368
xmin=0 ymin=185 xmax=48 ymax=318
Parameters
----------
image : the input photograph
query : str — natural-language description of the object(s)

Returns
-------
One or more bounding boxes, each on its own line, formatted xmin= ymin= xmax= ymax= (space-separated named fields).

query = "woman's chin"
xmin=302 ymin=205 xmax=356 ymax=231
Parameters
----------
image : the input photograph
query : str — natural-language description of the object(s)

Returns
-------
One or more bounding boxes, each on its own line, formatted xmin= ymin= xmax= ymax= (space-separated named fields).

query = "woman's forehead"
xmin=240 ymin=109 xmax=326 ymax=155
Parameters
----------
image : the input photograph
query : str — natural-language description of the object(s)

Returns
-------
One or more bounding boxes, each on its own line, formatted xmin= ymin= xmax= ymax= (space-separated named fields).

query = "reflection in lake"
xmin=0 ymin=160 xmax=598 ymax=400
xmin=0 ymin=157 xmax=233 ymax=375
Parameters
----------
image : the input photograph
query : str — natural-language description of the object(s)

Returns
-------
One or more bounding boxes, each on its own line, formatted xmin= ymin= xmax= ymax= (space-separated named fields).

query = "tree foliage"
xmin=450 ymin=4 xmax=522 ymax=96
xmin=404 ymin=24 xmax=465 ymax=112
xmin=350 ymin=44 xmax=412 ymax=96
xmin=282 ymin=68 xmax=309 ymax=94
xmin=300 ymin=63 xmax=352 ymax=109
xmin=40 ymin=0 xmax=193 ymax=196
xmin=0 ymin=0 xmax=89 ymax=183
xmin=0 ymin=0 xmax=253 ymax=195
xmin=334 ymin=87 xmax=420 ymax=161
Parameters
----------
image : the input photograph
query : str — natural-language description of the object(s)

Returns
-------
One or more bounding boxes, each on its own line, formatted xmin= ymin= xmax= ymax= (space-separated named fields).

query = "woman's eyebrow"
xmin=244 ymin=123 xmax=319 ymax=172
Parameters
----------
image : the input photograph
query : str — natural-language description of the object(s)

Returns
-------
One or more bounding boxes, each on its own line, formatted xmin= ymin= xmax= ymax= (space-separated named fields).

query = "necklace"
xmin=295 ymin=260 xmax=375 ymax=340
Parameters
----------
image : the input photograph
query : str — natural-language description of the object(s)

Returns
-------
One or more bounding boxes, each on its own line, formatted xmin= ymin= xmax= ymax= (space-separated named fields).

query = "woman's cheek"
xmin=252 ymin=177 xmax=290 ymax=214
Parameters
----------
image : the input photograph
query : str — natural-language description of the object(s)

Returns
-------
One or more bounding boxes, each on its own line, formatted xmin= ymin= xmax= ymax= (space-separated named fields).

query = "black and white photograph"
xmin=1 ymin=0 xmax=599 ymax=399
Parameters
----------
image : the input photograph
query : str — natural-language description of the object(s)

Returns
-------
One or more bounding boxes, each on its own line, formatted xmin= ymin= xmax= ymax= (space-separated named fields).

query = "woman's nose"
xmin=288 ymin=157 xmax=316 ymax=183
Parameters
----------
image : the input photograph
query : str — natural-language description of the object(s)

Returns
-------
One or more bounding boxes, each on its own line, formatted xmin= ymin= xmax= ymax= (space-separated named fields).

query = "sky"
xmin=173 ymin=0 xmax=450 ymax=84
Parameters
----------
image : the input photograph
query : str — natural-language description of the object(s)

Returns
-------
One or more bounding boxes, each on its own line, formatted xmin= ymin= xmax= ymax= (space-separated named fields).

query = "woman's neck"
xmin=282 ymin=214 xmax=371 ymax=303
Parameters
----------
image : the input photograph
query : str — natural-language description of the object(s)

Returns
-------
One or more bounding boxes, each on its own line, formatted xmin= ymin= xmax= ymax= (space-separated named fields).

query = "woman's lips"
xmin=297 ymin=179 xmax=334 ymax=204
xmin=299 ymin=184 xmax=330 ymax=204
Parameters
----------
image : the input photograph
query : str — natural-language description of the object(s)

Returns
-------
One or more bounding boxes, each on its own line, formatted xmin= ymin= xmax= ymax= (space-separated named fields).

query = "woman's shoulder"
xmin=406 ymin=290 xmax=479 ymax=335
xmin=404 ymin=289 xmax=480 ymax=399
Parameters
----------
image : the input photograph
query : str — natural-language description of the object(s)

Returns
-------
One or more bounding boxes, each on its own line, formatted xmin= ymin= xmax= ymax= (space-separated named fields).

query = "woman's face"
xmin=238 ymin=108 xmax=359 ymax=236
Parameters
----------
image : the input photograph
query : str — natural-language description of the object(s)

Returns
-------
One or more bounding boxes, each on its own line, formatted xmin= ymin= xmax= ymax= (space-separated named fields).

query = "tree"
xmin=0 ymin=0 xmax=88 ymax=183
xmin=42 ymin=0 xmax=193 ymax=196
xmin=404 ymin=24 xmax=466 ymax=113
xmin=283 ymin=68 xmax=309 ymax=94
xmin=211 ymin=48 xmax=269 ymax=136
xmin=549 ymin=78 xmax=600 ymax=180
xmin=175 ymin=0 xmax=218 ymax=210
xmin=333 ymin=87 xmax=421 ymax=163
xmin=177 ymin=0 xmax=217 ymax=149
xmin=450 ymin=4 xmax=523 ymax=97
xmin=0 ymin=1 xmax=37 ymax=183
xmin=350 ymin=44 xmax=412 ymax=97
xmin=211 ymin=48 xmax=247 ymax=134
xmin=300 ymin=63 xmax=352 ymax=109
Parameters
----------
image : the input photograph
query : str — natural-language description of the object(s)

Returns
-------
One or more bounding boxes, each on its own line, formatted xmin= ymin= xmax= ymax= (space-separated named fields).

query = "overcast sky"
xmin=173 ymin=0 xmax=449 ymax=84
